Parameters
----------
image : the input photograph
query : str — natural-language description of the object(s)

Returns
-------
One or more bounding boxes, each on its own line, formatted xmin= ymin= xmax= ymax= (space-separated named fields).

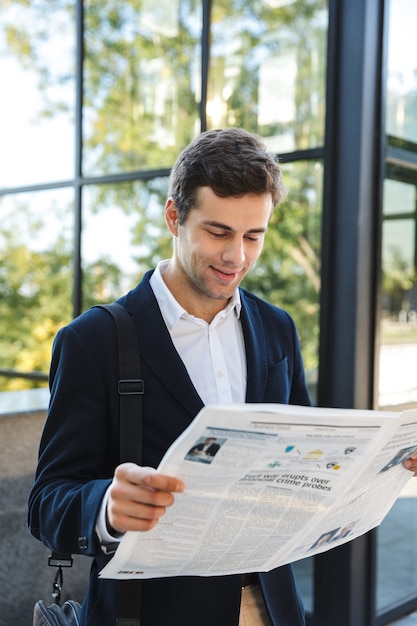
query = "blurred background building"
xmin=0 ymin=0 xmax=416 ymax=624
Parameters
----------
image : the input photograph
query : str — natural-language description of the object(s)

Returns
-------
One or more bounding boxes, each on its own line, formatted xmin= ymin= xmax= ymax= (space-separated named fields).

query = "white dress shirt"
xmin=150 ymin=259 xmax=247 ymax=405
xmin=96 ymin=260 xmax=247 ymax=544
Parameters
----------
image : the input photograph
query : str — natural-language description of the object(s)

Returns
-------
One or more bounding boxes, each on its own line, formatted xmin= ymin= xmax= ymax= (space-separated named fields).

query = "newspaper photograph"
xmin=99 ymin=403 xmax=417 ymax=580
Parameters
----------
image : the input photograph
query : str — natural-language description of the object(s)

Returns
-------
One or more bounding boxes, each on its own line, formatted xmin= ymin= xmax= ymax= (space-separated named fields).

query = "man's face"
xmin=164 ymin=186 xmax=272 ymax=319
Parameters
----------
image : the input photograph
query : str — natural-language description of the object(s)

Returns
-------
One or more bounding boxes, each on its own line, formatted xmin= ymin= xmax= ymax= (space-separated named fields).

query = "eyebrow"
xmin=202 ymin=220 xmax=267 ymax=234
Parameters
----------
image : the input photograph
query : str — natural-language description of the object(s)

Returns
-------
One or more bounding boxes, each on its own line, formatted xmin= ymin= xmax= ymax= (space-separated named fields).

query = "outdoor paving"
xmin=0 ymin=392 xmax=90 ymax=626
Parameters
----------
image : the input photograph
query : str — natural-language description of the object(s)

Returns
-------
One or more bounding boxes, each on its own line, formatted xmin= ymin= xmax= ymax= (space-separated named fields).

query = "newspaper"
xmin=99 ymin=403 xmax=417 ymax=579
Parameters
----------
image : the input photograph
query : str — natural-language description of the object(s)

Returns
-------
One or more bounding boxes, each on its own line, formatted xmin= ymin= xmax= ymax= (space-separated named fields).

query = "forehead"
xmin=192 ymin=187 xmax=273 ymax=226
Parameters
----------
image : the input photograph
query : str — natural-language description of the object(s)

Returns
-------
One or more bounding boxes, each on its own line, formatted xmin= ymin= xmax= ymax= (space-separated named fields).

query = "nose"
xmin=222 ymin=237 xmax=245 ymax=266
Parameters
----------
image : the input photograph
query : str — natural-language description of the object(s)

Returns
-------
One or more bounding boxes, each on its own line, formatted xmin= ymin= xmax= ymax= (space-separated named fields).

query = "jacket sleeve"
xmin=28 ymin=311 xmax=121 ymax=557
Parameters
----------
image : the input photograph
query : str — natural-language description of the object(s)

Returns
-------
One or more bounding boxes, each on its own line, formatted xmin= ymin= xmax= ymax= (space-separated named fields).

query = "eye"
xmin=245 ymin=234 xmax=262 ymax=243
xmin=208 ymin=229 xmax=227 ymax=238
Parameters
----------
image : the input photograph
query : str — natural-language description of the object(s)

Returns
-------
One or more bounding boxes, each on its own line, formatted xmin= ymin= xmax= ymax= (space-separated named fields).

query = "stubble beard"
xmin=188 ymin=263 xmax=246 ymax=302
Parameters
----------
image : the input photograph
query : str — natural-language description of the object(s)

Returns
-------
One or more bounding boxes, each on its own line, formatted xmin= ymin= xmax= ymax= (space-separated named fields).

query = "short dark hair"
xmin=168 ymin=128 xmax=286 ymax=224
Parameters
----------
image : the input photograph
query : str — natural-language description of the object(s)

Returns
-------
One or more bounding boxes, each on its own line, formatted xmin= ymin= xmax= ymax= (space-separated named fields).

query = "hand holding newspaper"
xmin=100 ymin=403 xmax=417 ymax=579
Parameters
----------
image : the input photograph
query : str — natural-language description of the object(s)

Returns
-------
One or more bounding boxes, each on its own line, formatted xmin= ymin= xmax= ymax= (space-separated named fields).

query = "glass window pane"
xmin=379 ymin=191 xmax=417 ymax=409
xmin=241 ymin=160 xmax=323 ymax=402
xmin=378 ymin=17 xmax=417 ymax=598
xmin=0 ymin=2 xmax=75 ymax=188
xmin=386 ymin=0 xmax=417 ymax=144
xmin=81 ymin=178 xmax=169 ymax=308
xmin=383 ymin=178 xmax=415 ymax=216
xmin=381 ymin=218 xmax=415 ymax=275
xmin=83 ymin=0 xmax=202 ymax=177
xmin=376 ymin=480 xmax=417 ymax=614
xmin=0 ymin=189 xmax=74 ymax=391
xmin=379 ymin=177 xmax=417 ymax=409
xmin=208 ymin=0 xmax=328 ymax=151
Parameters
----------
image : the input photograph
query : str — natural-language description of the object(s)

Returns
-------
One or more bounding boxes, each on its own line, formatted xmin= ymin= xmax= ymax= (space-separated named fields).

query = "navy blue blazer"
xmin=28 ymin=270 xmax=310 ymax=626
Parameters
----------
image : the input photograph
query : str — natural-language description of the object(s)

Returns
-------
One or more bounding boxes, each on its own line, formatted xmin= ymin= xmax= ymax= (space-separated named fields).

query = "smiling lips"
xmin=211 ymin=266 xmax=242 ymax=282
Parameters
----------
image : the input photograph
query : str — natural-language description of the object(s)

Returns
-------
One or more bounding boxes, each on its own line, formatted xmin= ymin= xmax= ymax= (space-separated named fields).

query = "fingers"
xmin=117 ymin=463 xmax=185 ymax=493
xmin=107 ymin=463 xmax=185 ymax=534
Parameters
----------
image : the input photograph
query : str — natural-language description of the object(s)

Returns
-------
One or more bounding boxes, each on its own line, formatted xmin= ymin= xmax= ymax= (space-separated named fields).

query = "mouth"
xmin=211 ymin=266 xmax=241 ymax=282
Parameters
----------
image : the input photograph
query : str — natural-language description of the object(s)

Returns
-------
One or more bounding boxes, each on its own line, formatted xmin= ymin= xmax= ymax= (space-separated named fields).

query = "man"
xmin=188 ymin=437 xmax=221 ymax=457
xmin=28 ymin=128 xmax=417 ymax=625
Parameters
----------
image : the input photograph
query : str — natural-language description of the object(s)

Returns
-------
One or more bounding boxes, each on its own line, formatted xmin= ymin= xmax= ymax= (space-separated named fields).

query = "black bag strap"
xmin=49 ymin=302 xmax=143 ymax=625
xmin=97 ymin=303 xmax=144 ymax=465
xmin=96 ymin=303 xmax=143 ymax=626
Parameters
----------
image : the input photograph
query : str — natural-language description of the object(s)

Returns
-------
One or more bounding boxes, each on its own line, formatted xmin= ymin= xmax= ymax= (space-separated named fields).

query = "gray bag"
xmin=33 ymin=599 xmax=81 ymax=626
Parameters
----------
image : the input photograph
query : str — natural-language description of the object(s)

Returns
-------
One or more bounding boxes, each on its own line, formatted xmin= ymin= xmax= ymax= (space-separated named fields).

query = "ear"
xmin=165 ymin=198 xmax=179 ymax=236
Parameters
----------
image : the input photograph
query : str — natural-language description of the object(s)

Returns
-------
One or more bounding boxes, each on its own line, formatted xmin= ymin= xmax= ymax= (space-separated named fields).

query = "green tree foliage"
xmin=0 ymin=201 xmax=73 ymax=390
xmin=242 ymin=161 xmax=322 ymax=371
xmin=381 ymin=248 xmax=416 ymax=318
xmin=209 ymin=0 xmax=326 ymax=148
xmin=82 ymin=0 xmax=202 ymax=175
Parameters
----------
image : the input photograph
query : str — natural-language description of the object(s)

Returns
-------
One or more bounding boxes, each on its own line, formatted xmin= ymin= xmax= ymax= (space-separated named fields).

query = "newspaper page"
xmin=99 ymin=403 xmax=417 ymax=580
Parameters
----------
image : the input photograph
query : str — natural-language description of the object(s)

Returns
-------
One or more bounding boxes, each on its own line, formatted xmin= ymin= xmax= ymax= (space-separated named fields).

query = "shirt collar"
xmin=149 ymin=259 xmax=241 ymax=330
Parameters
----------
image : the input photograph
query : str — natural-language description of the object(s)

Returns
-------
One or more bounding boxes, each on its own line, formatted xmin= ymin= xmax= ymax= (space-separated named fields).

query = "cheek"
xmin=247 ymin=244 xmax=264 ymax=264
xmin=192 ymin=238 xmax=220 ymax=260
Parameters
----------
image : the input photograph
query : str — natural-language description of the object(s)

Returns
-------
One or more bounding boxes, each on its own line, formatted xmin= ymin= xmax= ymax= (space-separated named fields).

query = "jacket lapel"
xmin=124 ymin=274 xmax=204 ymax=419
xmin=240 ymin=291 xmax=268 ymax=403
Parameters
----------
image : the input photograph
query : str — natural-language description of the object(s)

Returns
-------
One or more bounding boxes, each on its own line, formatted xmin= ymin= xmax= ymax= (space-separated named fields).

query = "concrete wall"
xmin=0 ymin=401 xmax=90 ymax=626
